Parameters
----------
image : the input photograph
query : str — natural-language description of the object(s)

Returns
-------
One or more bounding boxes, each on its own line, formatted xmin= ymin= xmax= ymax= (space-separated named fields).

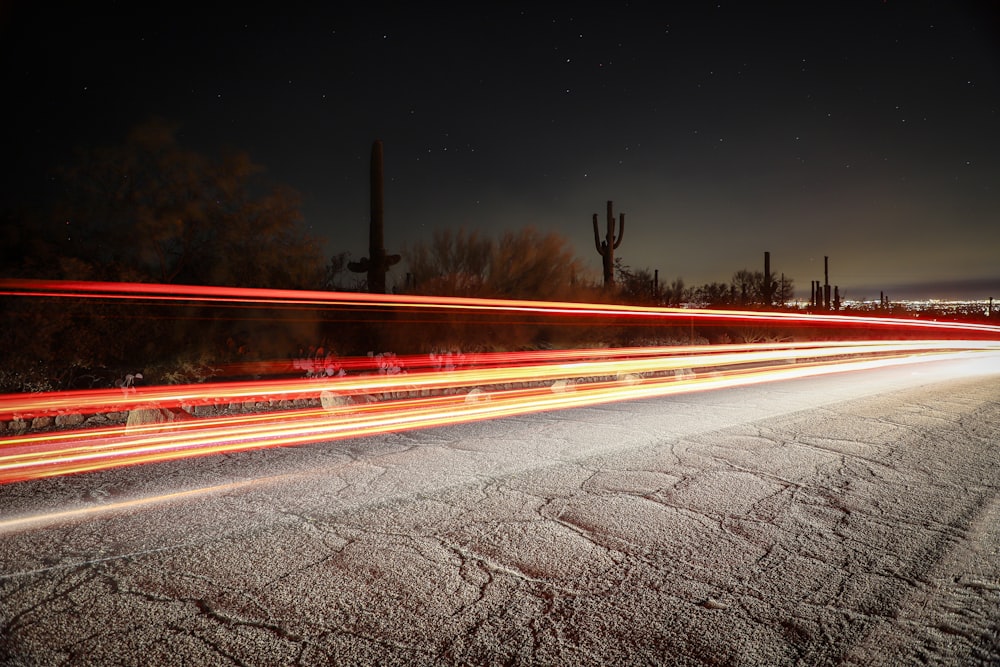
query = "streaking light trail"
xmin=0 ymin=340 xmax=985 ymax=421
xmin=2 ymin=279 xmax=999 ymax=484
xmin=3 ymin=278 xmax=1000 ymax=335
xmin=2 ymin=342 xmax=999 ymax=484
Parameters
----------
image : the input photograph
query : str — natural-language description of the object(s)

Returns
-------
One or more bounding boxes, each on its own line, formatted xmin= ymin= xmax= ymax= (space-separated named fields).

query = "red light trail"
xmin=2 ymin=279 xmax=999 ymax=484
xmin=1 ymin=278 xmax=998 ymax=333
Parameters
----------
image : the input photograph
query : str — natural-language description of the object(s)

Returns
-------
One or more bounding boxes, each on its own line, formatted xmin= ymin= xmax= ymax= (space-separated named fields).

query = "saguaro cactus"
xmin=349 ymin=139 xmax=401 ymax=294
xmin=592 ymin=200 xmax=624 ymax=288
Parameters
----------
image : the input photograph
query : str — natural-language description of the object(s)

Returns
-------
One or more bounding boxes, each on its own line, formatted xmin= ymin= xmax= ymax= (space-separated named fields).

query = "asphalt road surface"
xmin=2 ymin=352 xmax=999 ymax=666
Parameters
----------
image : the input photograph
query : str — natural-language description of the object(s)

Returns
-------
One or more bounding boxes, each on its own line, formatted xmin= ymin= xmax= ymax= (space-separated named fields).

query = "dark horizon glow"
xmin=2 ymin=3 xmax=998 ymax=299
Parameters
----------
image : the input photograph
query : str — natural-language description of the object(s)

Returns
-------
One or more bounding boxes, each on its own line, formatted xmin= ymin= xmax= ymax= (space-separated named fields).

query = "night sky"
xmin=3 ymin=2 xmax=999 ymax=300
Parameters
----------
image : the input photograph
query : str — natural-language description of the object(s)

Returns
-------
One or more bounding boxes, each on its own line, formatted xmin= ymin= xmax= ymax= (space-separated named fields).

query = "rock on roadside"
xmin=125 ymin=405 xmax=196 ymax=433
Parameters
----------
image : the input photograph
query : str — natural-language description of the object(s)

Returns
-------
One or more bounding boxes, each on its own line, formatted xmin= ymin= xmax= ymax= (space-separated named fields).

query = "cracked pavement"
xmin=1 ymin=353 xmax=999 ymax=665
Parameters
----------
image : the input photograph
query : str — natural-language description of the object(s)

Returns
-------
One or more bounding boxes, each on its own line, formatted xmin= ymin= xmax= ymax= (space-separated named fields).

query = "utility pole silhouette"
xmin=763 ymin=251 xmax=775 ymax=307
xmin=824 ymin=256 xmax=831 ymax=310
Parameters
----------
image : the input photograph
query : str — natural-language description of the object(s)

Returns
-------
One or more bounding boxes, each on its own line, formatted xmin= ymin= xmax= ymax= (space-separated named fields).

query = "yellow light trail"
xmin=0 ymin=339 xmax=991 ymax=421
xmin=3 ymin=278 xmax=999 ymax=485
xmin=1 ymin=341 xmax=997 ymax=484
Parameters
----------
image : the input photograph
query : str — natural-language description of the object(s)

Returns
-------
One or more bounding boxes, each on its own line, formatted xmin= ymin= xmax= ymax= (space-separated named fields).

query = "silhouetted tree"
xmin=1 ymin=119 xmax=328 ymax=391
xmin=663 ymin=277 xmax=686 ymax=307
xmin=406 ymin=226 xmax=590 ymax=302
xmin=775 ymin=274 xmax=795 ymax=306
xmin=490 ymin=228 xmax=589 ymax=301
xmin=731 ymin=269 xmax=762 ymax=305
xmin=614 ymin=259 xmax=657 ymax=305
xmin=688 ymin=282 xmax=736 ymax=308
xmin=323 ymin=251 xmax=361 ymax=291
xmin=396 ymin=226 xmax=596 ymax=351
xmin=0 ymin=206 xmax=59 ymax=278
xmin=51 ymin=117 xmax=324 ymax=288
xmin=406 ymin=227 xmax=493 ymax=296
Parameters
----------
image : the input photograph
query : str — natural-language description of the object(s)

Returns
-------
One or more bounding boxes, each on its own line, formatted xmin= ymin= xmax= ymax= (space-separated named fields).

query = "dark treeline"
xmin=613 ymin=262 xmax=795 ymax=310
xmin=2 ymin=119 xmax=327 ymax=391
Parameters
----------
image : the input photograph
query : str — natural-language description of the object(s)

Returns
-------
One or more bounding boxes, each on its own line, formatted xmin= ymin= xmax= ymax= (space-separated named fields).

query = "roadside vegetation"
xmin=2 ymin=120 xmax=996 ymax=393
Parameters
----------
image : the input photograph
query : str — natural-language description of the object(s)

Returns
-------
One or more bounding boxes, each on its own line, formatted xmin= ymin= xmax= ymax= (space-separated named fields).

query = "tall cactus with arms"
xmin=592 ymin=200 xmax=624 ymax=288
xmin=349 ymin=139 xmax=400 ymax=294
